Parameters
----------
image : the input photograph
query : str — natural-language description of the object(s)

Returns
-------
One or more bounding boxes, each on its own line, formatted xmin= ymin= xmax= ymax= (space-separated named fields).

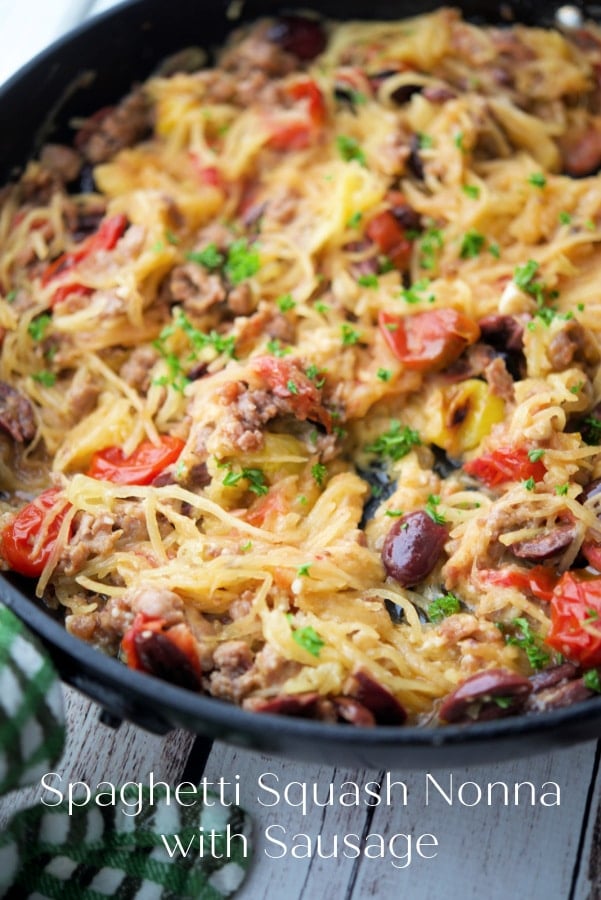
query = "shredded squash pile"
xmin=2 ymin=8 xmax=601 ymax=725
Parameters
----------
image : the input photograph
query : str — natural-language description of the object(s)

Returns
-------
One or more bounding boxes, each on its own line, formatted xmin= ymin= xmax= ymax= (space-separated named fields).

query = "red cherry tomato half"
xmin=378 ymin=308 xmax=480 ymax=372
xmin=87 ymin=435 xmax=185 ymax=485
xmin=267 ymin=79 xmax=326 ymax=150
xmin=464 ymin=447 xmax=546 ymax=487
xmin=50 ymin=283 xmax=93 ymax=308
xmin=122 ymin=613 xmax=202 ymax=689
xmin=1 ymin=488 xmax=71 ymax=578
xmin=547 ymin=571 xmax=601 ymax=666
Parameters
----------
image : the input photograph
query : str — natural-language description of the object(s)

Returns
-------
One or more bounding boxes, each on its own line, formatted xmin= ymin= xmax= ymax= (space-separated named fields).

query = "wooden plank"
xmin=0 ymin=685 xmax=195 ymax=829
xmin=571 ymin=745 xmax=601 ymax=900
xmin=203 ymin=740 xmax=599 ymax=899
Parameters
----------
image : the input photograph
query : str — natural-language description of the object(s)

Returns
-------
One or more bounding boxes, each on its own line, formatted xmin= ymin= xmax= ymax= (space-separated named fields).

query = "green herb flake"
xmin=505 ymin=617 xmax=550 ymax=670
xmin=559 ymin=211 xmax=572 ymax=226
xmin=528 ymin=448 xmax=545 ymax=462
xmin=570 ymin=381 xmax=584 ymax=395
xmin=311 ymin=463 xmax=327 ymax=486
xmin=578 ymin=303 xmax=585 ymax=312
xmin=151 ymin=240 xmax=165 ymax=254
xmin=5 ymin=289 xmax=16 ymax=303
xmin=585 ymin=219 xmax=597 ymax=231
xmin=493 ymin=696 xmax=514 ymax=710
xmin=523 ymin=477 xmax=536 ymax=491
xmin=377 ymin=368 xmax=392 ymax=382
xmin=297 ymin=563 xmax=312 ymax=577
xmin=428 ymin=592 xmax=462 ymax=624
xmin=223 ymin=466 xmax=268 ymax=496
xmin=266 ymin=338 xmax=291 ymax=358
xmin=400 ymin=277 xmax=434 ymax=305
xmin=418 ymin=132 xmax=434 ymax=149
xmin=315 ymin=301 xmax=330 ymax=315
xmin=336 ymin=135 xmax=366 ymax=167
xmin=291 ymin=622 xmax=324 ymax=657
xmin=385 ymin=509 xmax=404 ymax=518
xmin=555 ymin=483 xmax=569 ymax=496
xmin=459 ymin=230 xmax=486 ymax=260
xmin=488 ymin=242 xmax=501 ymax=259
xmin=28 ymin=314 xmax=52 ymax=342
xmin=462 ymin=184 xmax=480 ymax=199
xmin=347 ymin=211 xmax=363 ymax=229
xmin=276 ymin=293 xmax=296 ymax=312
xmin=528 ymin=172 xmax=547 ymax=188
xmin=358 ymin=273 xmax=379 ymax=288
xmin=425 ymin=493 xmax=447 ymax=525
xmin=240 ymin=540 xmax=253 ymax=552
xmin=32 ymin=370 xmax=56 ymax=386
xmin=341 ymin=323 xmax=361 ymax=346
xmin=225 ymin=239 xmax=260 ymax=285
xmin=584 ymin=669 xmax=601 ymax=692
xmin=584 ymin=416 xmax=601 ymax=445
xmin=419 ymin=227 xmax=444 ymax=271
xmin=286 ymin=379 xmax=299 ymax=395
xmin=365 ymin=420 xmax=421 ymax=462
xmin=186 ymin=243 xmax=224 ymax=270
xmin=454 ymin=131 xmax=465 ymax=151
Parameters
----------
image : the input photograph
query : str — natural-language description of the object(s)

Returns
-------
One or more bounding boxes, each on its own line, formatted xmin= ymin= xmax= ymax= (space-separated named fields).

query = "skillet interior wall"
xmin=0 ymin=0 xmax=589 ymax=182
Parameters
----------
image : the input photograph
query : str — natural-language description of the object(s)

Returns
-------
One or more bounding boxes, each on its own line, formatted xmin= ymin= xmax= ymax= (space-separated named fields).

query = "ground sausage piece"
xmin=119 ymin=346 xmax=159 ymax=394
xmin=0 ymin=381 xmax=36 ymax=442
xmin=39 ymin=144 xmax=82 ymax=183
xmin=547 ymin=321 xmax=600 ymax=371
xmin=168 ymin=263 xmax=226 ymax=315
xmin=76 ymin=89 xmax=152 ymax=164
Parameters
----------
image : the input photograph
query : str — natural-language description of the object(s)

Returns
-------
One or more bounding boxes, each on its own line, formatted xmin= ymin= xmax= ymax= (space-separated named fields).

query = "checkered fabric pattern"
xmin=0 ymin=605 xmax=252 ymax=899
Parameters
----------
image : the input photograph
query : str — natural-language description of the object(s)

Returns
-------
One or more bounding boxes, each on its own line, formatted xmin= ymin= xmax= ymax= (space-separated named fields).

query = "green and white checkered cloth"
xmin=0 ymin=605 xmax=252 ymax=899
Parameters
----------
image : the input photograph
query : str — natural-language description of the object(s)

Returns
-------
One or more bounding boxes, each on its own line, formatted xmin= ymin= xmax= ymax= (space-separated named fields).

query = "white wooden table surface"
xmin=1 ymin=3 xmax=601 ymax=897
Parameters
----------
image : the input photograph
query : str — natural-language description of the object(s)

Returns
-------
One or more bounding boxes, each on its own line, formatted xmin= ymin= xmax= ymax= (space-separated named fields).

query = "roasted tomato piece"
xmin=87 ymin=435 xmax=185 ymax=485
xmin=547 ymin=571 xmax=601 ymax=667
xmin=268 ymin=79 xmax=326 ymax=150
xmin=252 ymin=356 xmax=331 ymax=430
xmin=379 ymin=308 xmax=480 ymax=372
xmin=122 ymin=613 xmax=201 ymax=690
xmin=464 ymin=447 xmax=546 ymax=487
xmin=41 ymin=213 xmax=128 ymax=286
xmin=366 ymin=211 xmax=413 ymax=270
xmin=50 ymin=283 xmax=93 ymax=308
xmin=479 ymin=566 xmax=557 ymax=603
xmin=1 ymin=488 xmax=71 ymax=578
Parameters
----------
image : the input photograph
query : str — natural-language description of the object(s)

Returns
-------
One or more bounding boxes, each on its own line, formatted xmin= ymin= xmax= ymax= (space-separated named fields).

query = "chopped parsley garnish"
xmin=224 ymin=239 xmax=260 ymax=284
xmin=462 ymin=184 xmax=480 ymax=199
xmin=428 ymin=591 xmax=462 ymax=623
xmin=459 ymin=230 xmax=486 ymax=259
xmin=28 ymin=314 xmax=52 ymax=341
xmin=377 ymin=368 xmax=392 ymax=382
xmin=151 ymin=240 xmax=165 ymax=253
xmin=528 ymin=172 xmax=547 ymax=188
xmin=314 ymin=301 xmax=330 ymax=315
xmin=514 ymin=259 xmax=542 ymax=297
xmin=514 ymin=259 xmax=570 ymax=326
xmin=454 ymin=131 xmax=465 ymax=151
xmin=584 ymin=669 xmax=601 ymax=692
xmin=365 ymin=420 xmax=421 ymax=461
xmin=311 ymin=463 xmax=327 ymax=486
xmin=419 ymin=227 xmax=444 ymax=271
xmin=528 ymin=448 xmax=545 ymax=462
xmin=223 ymin=466 xmax=268 ymax=496
xmin=266 ymin=338 xmax=291 ymax=357
xmin=425 ymin=494 xmax=447 ymax=524
xmin=385 ymin=509 xmax=404 ymax=517
xmin=357 ymin=273 xmax=379 ymax=288
xmin=5 ymin=289 xmax=16 ymax=303
xmin=488 ymin=242 xmax=501 ymax=259
xmin=153 ymin=308 xmax=235 ymax=390
xmin=493 ymin=696 xmax=514 ymax=710
xmin=287 ymin=616 xmax=324 ymax=656
xmin=32 ymin=370 xmax=56 ymax=386
xmin=186 ymin=243 xmax=224 ymax=270
xmin=559 ymin=211 xmax=572 ymax=226
xmin=286 ymin=379 xmax=299 ymax=394
xmin=336 ymin=135 xmax=366 ymax=167
xmin=297 ymin=563 xmax=312 ymax=576
xmin=504 ymin=617 xmax=550 ymax=670
xmin=166 ymin=229 xmax=180 ymax=245
xmin=341 ymin=323 xmax=361 ymax=345
xmin=418 ymin=132 xmax=434 ymax=149
xmin=523 ymin=477 xmax=536 ymax=491
xmin=347 ymin=211 xmax=363 ymax=229
xmin=570 ymin=381 xmax=584 ymax=395
xmin=400 ymin=278 xmax=434 ymax=304
xmin=555 ymin=483 xmax=569 ymax=496
xmin=277 ymin=293 xmax=296 ymax=312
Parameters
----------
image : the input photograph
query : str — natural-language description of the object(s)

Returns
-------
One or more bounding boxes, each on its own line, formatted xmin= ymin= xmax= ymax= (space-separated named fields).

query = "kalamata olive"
xmin=529 ymin=661 xmax=580 ymax=692
xmin=580 ymin=478 xmax=601 ymax=504
xmin=382 ymin=510 xmax=447 ymax=587
xmin=266 ymin=16 xmax=327 ymax=60
xmin=332 ymin=696 xmax=376 ymax=727
xmin=407 ymin=134 xmax=425 ymax=180
xmin=134 ymin=629 xmax=201 ymax=690
xmin=345 ymin=669 xmax=407 ymax=724
xmin=525 ymin=678 xmax=592 ymax=713
xmin=439 ymin=669 xmax=532 ymax=723
xmin=248 ymin=692 xmax=321 ymax=716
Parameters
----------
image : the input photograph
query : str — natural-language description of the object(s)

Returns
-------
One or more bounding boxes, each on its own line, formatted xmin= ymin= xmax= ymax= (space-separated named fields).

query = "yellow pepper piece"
xmin=427 ymin=379 xmax=505 ymax=456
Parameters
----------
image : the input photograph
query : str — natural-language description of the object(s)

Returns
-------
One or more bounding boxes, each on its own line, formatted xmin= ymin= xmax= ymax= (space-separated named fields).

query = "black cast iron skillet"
xmin=1 ymin=0 xmax=600 ymax=768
